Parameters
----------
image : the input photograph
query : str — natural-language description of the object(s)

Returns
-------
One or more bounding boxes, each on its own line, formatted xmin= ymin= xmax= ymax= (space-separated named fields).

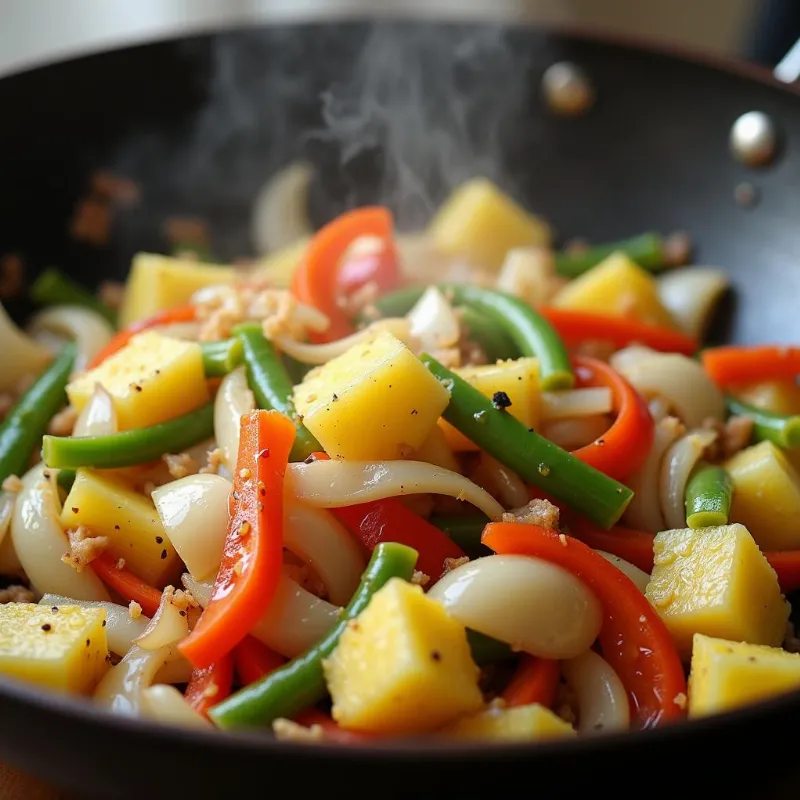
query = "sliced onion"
xmin=541 ymin=388 xmax=613 ymax=421
xmin=214 ymin=367 xmax=255 ymax=471
xmin=407 ymin=287 xmax=460 ymax=351
xmin=151 ymin=320 xmax=203 ymax=341
xmin=284 ymin=498 xmax=365 ymax=606
xmin=0 ymin=490 xmax=15 ymax=550
xmin=154 ymin=655 xmax=194 ymax=685
xmin=427 ymin=554 xmax=602 ymax=659
xmin=660 ymin=429 xmax=717 ymax=530
xmin=561 ymin=649 xmax=630 ymax=734
xmin=73 ymin=383 xmax=118 ymax=437
xmin=39 ymin=593 xmax=149 ymax=657
xmin=251 ymin=161 xmax=314 ymax=255
xmin=657 ymin=267 xmax=729 ymax=338
xmin=496 ymin=247 xmax=561 ymax=307
xmin=0 ymin=301 xmax=52 ymax=392
xmin=469 ymin=453 xmax=529 ymax=510
xmin=140 ymin=684 xmax=212 ymax=729
xmin=595 ymin=552 xmax=650 ymax=593
xmin=11 ymin=466 xmax=109 ymax=600
xmin=541 ymin=416 xmax=610 ymax=451
xmin=288 ymin=460 xmax=504 ymax=520
xmin=134 ymin=587 xmax=188 ymax=651
xmin=182 ymin=574 xmax=212 ymax=607
xmin=27 ymin=305 xmax=114 ymax=373
xmin=152 ymin=474 xmax=231 ymax=582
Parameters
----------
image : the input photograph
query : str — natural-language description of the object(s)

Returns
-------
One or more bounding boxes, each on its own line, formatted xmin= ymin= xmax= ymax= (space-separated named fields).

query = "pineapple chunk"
xmin=439 ymin=357 xmax=541 ymax=451
xmin=67 ymin=330 xmax=209 ymax=431
xmin=689 ymin=634 xmax=800 ymax=718
xmin=725 ymin=441 xmax=800 ymax=551
xmin=323 ymin=578 xmax=483 ymax=733
xmin=553 ymin=252 xmax=675 ymax=327
xmin=60 ymin=469 xmax=181 ymax=587
xmin=439 ymin=703 xmax=576 ymax=741
xmin=0 ymin=603 xmax=108 ymax=694
xmin=119 ymin=252 xmax=235 ymax=327
xmin=645 ymin=524 xmax=788 ymax=660
xmin=294 ymin=331 xmax=450 ymax=460
xmin=256 ymin=237 xmax=310 ymax=288
xmin=732 ymin=380 xmax=800 ymax=416
xmin=428 ymin=178 xmax=552 ymax=270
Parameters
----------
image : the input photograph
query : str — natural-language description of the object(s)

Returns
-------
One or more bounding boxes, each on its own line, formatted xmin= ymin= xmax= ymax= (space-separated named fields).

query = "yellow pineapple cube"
xmin=0 ymin=603 xmax=108 ymax=694
xmin=323 ymin=578 xmax=483 ymax=733
xmin=67 ymin=330 xmax=209 ymax=431
xmin=645 ymin=524 xmax=788 ymax=660
xmin=439 ymin=703 xmax=576 ymax=741
xmin=293 ymin=331 xmax=450 ymax=460
xmin=732 ymin=380 xmax=800 ymax=416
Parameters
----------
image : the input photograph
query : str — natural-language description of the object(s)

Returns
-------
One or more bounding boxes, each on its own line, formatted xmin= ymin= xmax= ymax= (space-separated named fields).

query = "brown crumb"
xmin=61 ymin=526 xmax=108 ymax=572
xmin=116 ymin=558 xmax=126 ymax=570
xmin=1 ymin=474 xmax=23 ymax=493
xmin=501 ymin=498 xmax=560 ymax=530
xmin=411 ymin=570 xmax=431 ymax=587
xmin=701 ymin=415 xmax=754 ymax=459
xmin=0 ymin=584 xmax=34 ymax=604
xmin=443 ymin=556 xmax=470 ymax=574
xmin=199 ymin=447 xmax=225 ymax=475
xmin=272 ymin=718 xmax=325 ymax=743
xmin=0 ymin=253 xmax=23 ymax=299
xmin=172 ymin=589 xmax=199 ymax=612
xmin=673 ymin=692 xmax=688 ymax=710
xmin=164 ymin=452 xmax=199 ymax=480
xmin=48 ymin=405 xmax=78 ymax=437
xmin=128 ymin=601 xmax=143 ymax=619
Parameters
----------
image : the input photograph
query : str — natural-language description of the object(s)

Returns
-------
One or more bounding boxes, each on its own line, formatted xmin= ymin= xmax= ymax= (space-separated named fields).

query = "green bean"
xmin=30 ymin=268 xmax=117 ymax=326
xmin=282 ymin=353 xmax=312 ymax=385
xmin=430 ymin=512 xmax=491 ymax=559
xmin=422 ymin=353 xmax=632 ymax=529
xmin=42 ymin=402 xmax=214 ymax=470
xmin=466 ymin=629 xmax=514 ymax=666
xmin=210 ymin=541 xmax=418 ymax=730
xmin=359 ymin=286 xmax=424 ymax=322
xmin=726 ymin=396 xmax=800 ymax=449
xmin=234 ymin=324 xmax=321 ymax=462
xmin=554 ymin=233 xmax=664 ymax=278
xmin=0 ymin=343 xmax=76 ymax=483
xmin=458 ymin=307 xmax=519 ymax=362
xmin=200 ymin=338 xmax=244 ymax=377
xmin=685 ymin=463 xmax=733 ymax=529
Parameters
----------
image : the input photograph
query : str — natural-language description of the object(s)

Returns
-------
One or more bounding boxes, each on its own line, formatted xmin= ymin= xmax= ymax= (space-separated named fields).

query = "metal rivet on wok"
xmin=730 ymin=111 xmax=778 ymax=167
xmin=542 ymin=62 xmax=595 ymax=117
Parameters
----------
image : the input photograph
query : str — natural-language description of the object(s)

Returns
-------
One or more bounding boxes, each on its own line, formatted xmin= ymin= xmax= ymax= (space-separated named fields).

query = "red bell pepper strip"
xmin=180 ymin=410 xmax=295 ymax=669
xmin=701 ymin=345 xmax=800 ymax=387
xmin=88 ymin=305 xmax=198 ymax=369
xmin=571 ymin=355 xmax=654 ymax=481
xmin=566 ymin=517 xmax=656 ymax=574
xmin=501 ymin=655 xmax=560 ymax=709
xmin=764 ymin=551 xmax=800 ymax=595
xmin=91 ymin=553 xmax=162 ymax=617
xmin=482 ymin=522 xmax=687 ymax=729
xmin=184 ymin=653 xmax=235 ymax=718
xmin=233 ymin=636 xmax=286 ymax=686
xmin=291 ymin=207 xmax=398 ymax=342
xmin=540 ymin=307 xmax=697 ymax=356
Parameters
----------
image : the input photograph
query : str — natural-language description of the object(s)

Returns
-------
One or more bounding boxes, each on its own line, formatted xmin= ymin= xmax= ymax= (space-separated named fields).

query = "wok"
xmin=0 ymin=16 xmax=799 ymax=800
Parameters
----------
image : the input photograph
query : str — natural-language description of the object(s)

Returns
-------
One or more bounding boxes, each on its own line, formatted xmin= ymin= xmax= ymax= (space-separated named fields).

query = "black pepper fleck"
xmin=86 ymin=639 xmax=91 ymax=647
xmin=102 ymin=620 xmax=107 ymax=627
xmin=114 ymin=525 xmax=120 ymax=531
xmin=411 ymin=409 xmax=418 ymax=415
xmin=431 ymin=650 xmax=442 ymax=662
xmin=160 ymin=549 xmax=168 ymax=560
xmin=51 ymin=606 xmax=59 ymax=613
xmin=133 ymin=385 xmax=143 ymax=392
xmin=41 ymin=624 xmax=52 ymax=632
xmin=71 ymin=507 xmax=79 ymax=514
xmin=179 ymin=610 xmax=186 ymax=617
xmin=492 ymin=391 xmax=512 ymax=410
xmin=332 ymin=393 xmax=339 ymax=401
xmin=155 ymin=536 xmax=163 ymax=544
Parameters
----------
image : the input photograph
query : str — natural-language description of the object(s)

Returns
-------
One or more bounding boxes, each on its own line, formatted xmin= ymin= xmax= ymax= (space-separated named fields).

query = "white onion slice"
xmin=288 ymin=460 xmax=504 ymax=520
xmin=0 ymin=490 xmax=15 ymax=550
xmin=541 ymin=388 xmax=613 ymax=421
xmin=427 ymin=554 xmax=602 ymax=659
xmin=541 ymin=416 xmax=610 ymax=451
xmin=660 ymin=429 xmax=717 ymax=530
xmin=73 ymin=383 xmax=118 ymax=437
xmin=140 ymin=684 xmax=212 ymax=729
xmin=154 ymin=655 xmax=194 ymax=685
xmin=134 ymin=588 xmax=188 ymax=651
xmin=561 ymin=649 xmax=630 ymax=734
xmin=0 ymin=301 xmax=53 ymax=392
xmin=657 ymin=267 xmax=729 ymax=338
xmin=214 ymin=366 xmax=255 ymax=472
xmin=152 ymin=474 xmax=231 ymax=582
xmin=595 ymin=552 xmax=650 ymax=593
xmin=469 ymin=454 xmax=529 ymax=510
xmin=11 ymin=466 xmax=109 ymax=600
xmin=407 ymin=287 xmax=460 ymax=351
xmin=496 ymin=247 xmax=560 ymax=306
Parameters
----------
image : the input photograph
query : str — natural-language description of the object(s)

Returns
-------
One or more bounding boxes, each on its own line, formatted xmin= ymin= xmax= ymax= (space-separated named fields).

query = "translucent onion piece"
xmin=251 ymin=161 xmax=314 ymax=255
xmin=427 ymin=554 xmax=602 ymax=659
xmin=288 ymin=460 xmax=504 ymax=520
xmin=541 ymin=416 xmax=610 ymax=451
xmin=541 ymin=387 xmax=613 ymax=421
xmin=394 ymin=233 xmax=453 ymax=285
xmin=610 ymin=347 xmax=724 ymax=428
xmin=152 ymin=321 xmax=203 ymax=341
xmin=273 ymin=318 xmax=412 ymax=366
xmin=214 ymin=367 xmax=255 ymax=471
xmin=11 ymin=466 xmax=109 ymax=600
xmin=154 ymin=655 xmax=194 ymax=685
xmin=407 ymin=287 xmax=460 ymax=351
xmin=140 ymin=684 xmax=212 ymax=729
xmin=658 ymin=267 xmax=729 ymax=339
xmin=660 ymin=428 xmax=717 ymax=530
xmin=152 ymin=474 xmax=231 ymax=582
xmin=561 ymin=649 xmax=630 ymax=734
xmin=624 ymin=417 xmax=685 ymax=533
xmin=27 ymin=305 xmax=114 ymax=374
xmin=0 ymin=301 xmax=53 ymax=392
xmin=39 ymin=593 xmax=149 ymax=657
xmin=134 ymin=588 xmax=188 ymax=651
xmin=182 ymin=574 xmax=212 ymax=607
xmin=284 ymin=498 xmax=365 ymax=606
xmin=73 ymin=383 xmax=118 ymax=437
xmin=469 ymin=453 xmax=529 ymax=510
xmin=595 ymin=552 xmax=650 ymax=594
xmin=496 ymin=247 xmax=561 ymax=307
xmin=0 ymin=490 xmax=15 ymax=550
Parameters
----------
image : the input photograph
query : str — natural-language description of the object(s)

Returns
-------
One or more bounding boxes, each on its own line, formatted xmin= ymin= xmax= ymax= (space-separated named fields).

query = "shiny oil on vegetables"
xmin=3 ymin=172 xmax=800 ymax=744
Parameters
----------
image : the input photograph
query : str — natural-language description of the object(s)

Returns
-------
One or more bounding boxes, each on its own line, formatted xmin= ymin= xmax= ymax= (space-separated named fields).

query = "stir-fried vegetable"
xmin=553 ymin=232 xmax=665 ymax=278
xmin=702 ymin=345 xmax=800 ymax=386
xmin=685 ymin=463 xmax=734 ymax=529
xmin=726 ymin=396 xmax=800 ymax=449
xmin=30 ymin=268 xmax=117 ymax=326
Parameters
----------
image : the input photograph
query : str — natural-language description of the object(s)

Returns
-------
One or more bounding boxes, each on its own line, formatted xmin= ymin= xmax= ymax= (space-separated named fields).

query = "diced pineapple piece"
xmin=294 ymin=331 xmax=450 ymax=461
xmin=732 ymin=380 xmax=800 ymax=416
xmin=67 ymin=330 xmax=209 ymax=431
xmin=439 ymin=703 xmax=576 ymax=741
xmin=324 ymin=578 xmax=483 ymax=733
xmin=119 ymin=252 xmax=236 ymax=327
xmin=413 ymin=425 xmax=460 ymax=472
xmin=439 ymin=357 xmax=541 ymax=451
xmin=553 ymin=252 xmax=675 ymax=327
xmin=256 ymin=236 xmax=310 ymax=288
xmin=725 ymin=441 xmax=800 ymax=551
xmin=0 ymin=603 xmax=108 ymax=694
xmin=688 ymin=634 xmax=800 ymax=718
xmin=428 ymin=178 xmax=552 ymax=270
xmin=645 ymin=524 xmax=788 ymax=660
xmin=60 ymin=469 xmax=181 ymax=587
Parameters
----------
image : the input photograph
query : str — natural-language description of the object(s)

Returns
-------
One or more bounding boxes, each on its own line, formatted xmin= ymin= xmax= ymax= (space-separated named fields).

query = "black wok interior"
xmin=1 ymin=20 xmax=800 ymax=799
